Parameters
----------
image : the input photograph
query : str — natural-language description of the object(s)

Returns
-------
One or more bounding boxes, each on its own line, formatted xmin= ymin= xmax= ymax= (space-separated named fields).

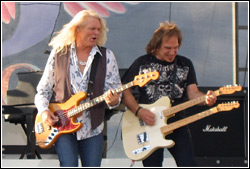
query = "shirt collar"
xmin=71 ymin=43 xmax=103 ymax=57
xmin=91 ymin=46 xmax=103 ymax=57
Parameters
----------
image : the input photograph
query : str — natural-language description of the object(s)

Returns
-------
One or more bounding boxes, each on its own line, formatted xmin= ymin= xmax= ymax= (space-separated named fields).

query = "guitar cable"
xmin=106 ymin=111 xmax=124 ymax=153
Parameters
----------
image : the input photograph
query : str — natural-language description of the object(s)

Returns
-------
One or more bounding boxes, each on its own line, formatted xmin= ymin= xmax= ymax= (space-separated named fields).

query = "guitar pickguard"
xmin=53 ymin=106 xmax=78 ymax=131
xmin=122 ymin=97 xmax=174 ymax=161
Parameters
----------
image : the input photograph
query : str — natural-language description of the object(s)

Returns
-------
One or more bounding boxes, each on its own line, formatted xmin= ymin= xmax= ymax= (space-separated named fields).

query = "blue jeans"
xmin=142 ymin=126 xmax=196 ymax=167
xmin=55 ymin=132 xmax=104 ymax=167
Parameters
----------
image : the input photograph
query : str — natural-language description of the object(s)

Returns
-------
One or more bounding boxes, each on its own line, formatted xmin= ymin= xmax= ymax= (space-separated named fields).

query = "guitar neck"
xmin=67 ymin=82 xmax=134 ymax=117
xmin=160 ymin=107 xmax=218 ymax=135
xmin=163 ymin=90 xmax=220 ymax=117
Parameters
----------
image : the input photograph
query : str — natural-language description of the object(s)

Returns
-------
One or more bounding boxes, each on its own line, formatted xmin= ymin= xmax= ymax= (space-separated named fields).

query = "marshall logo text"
xmin=202 ymin=125 xmax=228 ymax=132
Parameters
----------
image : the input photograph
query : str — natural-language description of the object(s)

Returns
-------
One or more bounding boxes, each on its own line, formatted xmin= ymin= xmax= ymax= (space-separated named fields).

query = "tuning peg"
xmin=142 ymin=69 xmax=148 ymax=74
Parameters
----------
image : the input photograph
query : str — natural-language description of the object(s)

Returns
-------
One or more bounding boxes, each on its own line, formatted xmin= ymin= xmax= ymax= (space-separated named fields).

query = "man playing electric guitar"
xmin=121 ymin=21 xmax=217 ymax=167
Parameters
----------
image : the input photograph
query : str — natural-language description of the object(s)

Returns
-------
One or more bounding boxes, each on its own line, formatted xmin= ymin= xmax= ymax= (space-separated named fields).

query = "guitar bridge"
xmin=133 ymin=145 xmax=151 ymax=155
xmin=137 ymin=132 xmax=148 ymax=144
xmin=35 ymin=122 xmax=44 ymax=134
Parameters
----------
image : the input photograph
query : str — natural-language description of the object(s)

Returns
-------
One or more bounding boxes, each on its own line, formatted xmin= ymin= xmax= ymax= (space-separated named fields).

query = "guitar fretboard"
xmin=161 ymin=107 xmax=218 ymax=134
xmin=67 ymin=82 xmax=134 ymax=117
xmin=163 ymin=90 xmax=220 ymax=117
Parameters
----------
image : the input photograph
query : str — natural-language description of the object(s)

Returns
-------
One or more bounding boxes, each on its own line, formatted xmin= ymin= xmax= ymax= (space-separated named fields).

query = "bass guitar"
xmin=122 ymin=85 xmax=242 ymax=161
xmin=35 ymin=70 xmax=159 ymax=149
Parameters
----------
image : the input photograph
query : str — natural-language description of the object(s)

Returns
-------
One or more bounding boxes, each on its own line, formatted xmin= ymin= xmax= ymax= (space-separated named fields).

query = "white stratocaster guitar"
xmin=122 ymin=85 xmax=242 ymax=161
xmin=35 ymin=70 xmax=159 ymax=149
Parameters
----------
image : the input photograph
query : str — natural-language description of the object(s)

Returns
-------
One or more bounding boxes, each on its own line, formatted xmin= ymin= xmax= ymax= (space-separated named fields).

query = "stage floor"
xmin=2 ymin=154 xmax=177 ymax=167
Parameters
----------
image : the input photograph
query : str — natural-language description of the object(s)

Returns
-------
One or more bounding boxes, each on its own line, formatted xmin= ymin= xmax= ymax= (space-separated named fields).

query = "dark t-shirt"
xmin=122 ymin=53 xmax=198 ymax=119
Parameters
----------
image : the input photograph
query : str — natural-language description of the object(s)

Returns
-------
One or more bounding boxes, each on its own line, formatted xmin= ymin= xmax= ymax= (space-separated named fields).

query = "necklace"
xmin=79 ymin=60 xmax=87 ymax=66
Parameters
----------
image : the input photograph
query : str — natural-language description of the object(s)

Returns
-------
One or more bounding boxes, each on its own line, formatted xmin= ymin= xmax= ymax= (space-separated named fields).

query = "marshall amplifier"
xmin=187 ymin=86 xmax=248 ymax=166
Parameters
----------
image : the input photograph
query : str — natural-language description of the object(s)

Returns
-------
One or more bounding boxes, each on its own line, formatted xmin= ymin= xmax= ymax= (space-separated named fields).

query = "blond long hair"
xmin=146 ymin=21 xmax=182 ymax=55
xmin=49 ymin=10 xmax=108 ymax=54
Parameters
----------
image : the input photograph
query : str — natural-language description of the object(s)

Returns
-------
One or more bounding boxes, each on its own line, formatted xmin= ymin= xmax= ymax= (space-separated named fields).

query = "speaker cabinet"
xmin=187 ymin=87 xmax=248 ymax=166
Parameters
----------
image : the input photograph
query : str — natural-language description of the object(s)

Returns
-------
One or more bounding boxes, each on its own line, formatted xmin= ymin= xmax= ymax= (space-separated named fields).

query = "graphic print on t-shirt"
xmin=138 ymin=62 xmax=189 ymax=104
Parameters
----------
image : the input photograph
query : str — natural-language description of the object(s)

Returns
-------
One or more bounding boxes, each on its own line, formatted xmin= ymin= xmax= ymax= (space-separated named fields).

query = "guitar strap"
xmin=170 ymin=58 xmax=177 ymax=102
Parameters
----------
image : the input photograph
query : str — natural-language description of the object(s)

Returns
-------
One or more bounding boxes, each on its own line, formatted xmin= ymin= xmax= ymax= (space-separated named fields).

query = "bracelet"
xmin=135 ymin=106 xmax=142 ymax=116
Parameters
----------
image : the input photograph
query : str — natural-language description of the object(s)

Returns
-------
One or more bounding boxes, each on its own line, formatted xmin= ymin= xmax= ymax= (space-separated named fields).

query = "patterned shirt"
xmin=34 ymin=44 xmax=122 ymax=140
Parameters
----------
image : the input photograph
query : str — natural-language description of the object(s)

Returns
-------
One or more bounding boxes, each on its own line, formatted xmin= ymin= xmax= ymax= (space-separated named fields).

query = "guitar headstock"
xmin=216 ymin=101 xmax=240 ymax=112
xmin=133 ymin=70 xmax=159 ymax=87
xmin=218 ymin=85 xmax=242 ymax=95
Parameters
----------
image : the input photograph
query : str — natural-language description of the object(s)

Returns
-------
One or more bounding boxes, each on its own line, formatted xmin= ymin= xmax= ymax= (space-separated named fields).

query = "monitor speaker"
xmin=187 ymin=87 xmax=248 ymax=166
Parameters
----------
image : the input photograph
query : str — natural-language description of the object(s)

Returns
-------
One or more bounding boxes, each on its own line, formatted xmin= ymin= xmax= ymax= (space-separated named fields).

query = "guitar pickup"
xmin=35 ymin=122 xmax=44 ymax=134
xmin=137 ymin=132 xmax=148 ymax=144
xmin=139 ymin=119 xmax=146 ymax=126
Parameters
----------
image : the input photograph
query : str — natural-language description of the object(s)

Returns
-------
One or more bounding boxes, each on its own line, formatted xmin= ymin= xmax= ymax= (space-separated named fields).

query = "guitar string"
xmin=55 ymin=82 xmax=134 ymax=119
xmin=52 ymin=73 xmax=157 ymax=122
xmin=56 ymin=85 xmax=239 ymax=122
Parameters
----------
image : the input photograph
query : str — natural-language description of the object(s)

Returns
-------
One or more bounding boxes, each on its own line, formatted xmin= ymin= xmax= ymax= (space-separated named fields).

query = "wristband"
xmin=135 ymin=106 xmax=142 ymax=116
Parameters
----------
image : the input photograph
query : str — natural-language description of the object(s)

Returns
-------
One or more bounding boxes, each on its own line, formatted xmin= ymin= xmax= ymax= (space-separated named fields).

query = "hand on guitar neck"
xmin=104 ymin=89 xmax=120 ymax=106
xmin=133 ymin=89 xmax=217 ymax=126
xmin=187 ymin=84 xmax=217 ymax=107
xmin=122 ymin=85 xmax=218 ymax=126
xmin=204 ymin=90 xmax=217 ymax=106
